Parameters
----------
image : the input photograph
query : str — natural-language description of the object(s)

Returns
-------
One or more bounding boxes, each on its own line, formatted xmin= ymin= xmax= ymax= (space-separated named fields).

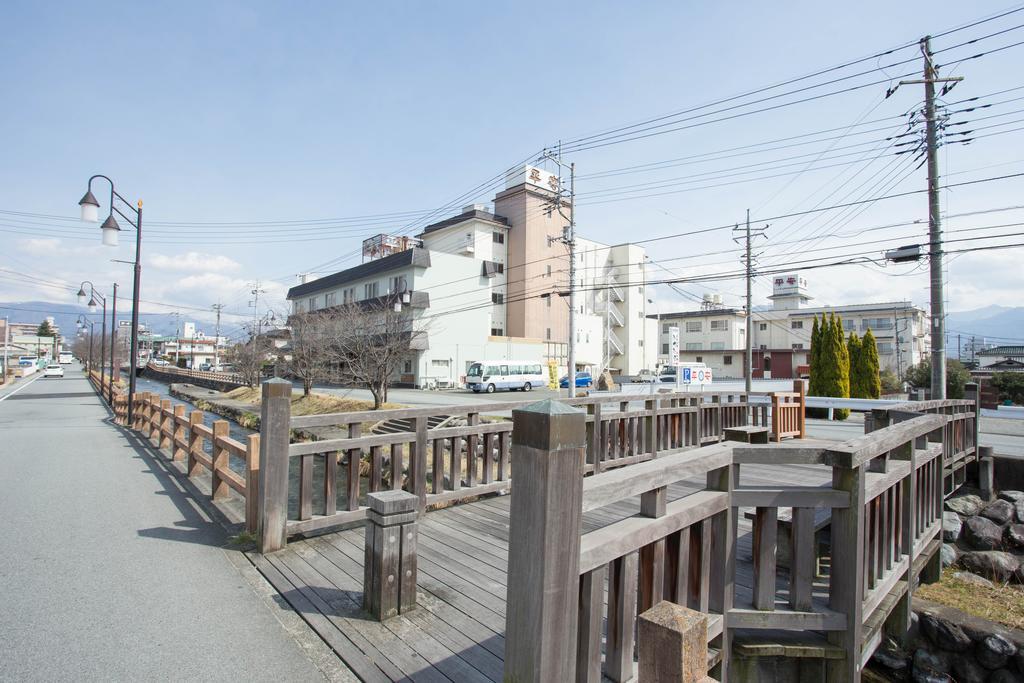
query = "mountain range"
xmin=946 ymin=305 xmax=1024 ymax=353
xmin=0 ymin=301 xmax=224 ymax=339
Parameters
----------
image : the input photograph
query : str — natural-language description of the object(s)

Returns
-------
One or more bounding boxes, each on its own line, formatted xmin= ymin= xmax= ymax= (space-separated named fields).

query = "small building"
xmin=976 ymin=345 xmax=1024 ymax=370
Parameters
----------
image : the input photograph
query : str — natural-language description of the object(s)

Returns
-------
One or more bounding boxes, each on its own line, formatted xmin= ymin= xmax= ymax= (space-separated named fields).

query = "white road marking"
xmin=0 ymin=372 xmax=44 ymax=403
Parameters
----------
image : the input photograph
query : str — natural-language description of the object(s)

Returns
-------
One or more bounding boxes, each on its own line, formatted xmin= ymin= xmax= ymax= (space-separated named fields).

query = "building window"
xmin=663 ymin=323 xmax=672 ymax=333
xmin=723 ymin=355 xmax=733 ymax=365
xmin=695 ymin=356 xmax=703 ymax=363
xmin=791 ymin=320 xmax=804 ymax=329
xmin=862 ymin=317 xmax=894 ymax=330
xmin=685 ymin=321 xmax=702 ymax=333
xmin=710 ymin=342 xmax=725 ymax=350
xmin=491 ymin=327 xmax=504 ymax=336
xmin=389 ymin=275 xmax=407 ymax=293
xmin=792 ymin=343 xmax=804 ymax=350
xmin=431 ymin=359 xmax=450 ymax=369
xmin=546 ymin=328 xmax=551 ymax=340
xmin=759 ymin=344 xmax=767 ymax=350
xmin=844 ymin=319 xmax=856 ymax=331
xmin=878 ymin=343 xmax=894 ymax=354
xmin=546 ymin=265 xmax=552 ymax=277
xmin=496 ymin=262 xmax=504 ymax=274
xmin=342 ymin=288 xmax=354 ymax=305
xmin=492 ymin=292 xmax=504 ymax=304
xmin=308 ymin=296 xmax=317 ymax=311
xmin=638 ymin=339 xmax=643 ymax=347
xmin=685 ymin=343 xmax=702 ymax=350
xmin=759 ymin=323 xmax=767 ymax=331
xmin=710 ymin=320 xmax=727 ymax=331
xmin=403 ymin=360 xmax=412 ymax=373
xmin=546 ymin=295 xmax=552 ymax=308
xmin=662 ymin=343 xmax=669 ymax=354
xmin=364 ymin=282 xmax=379 ymax=299
xmin=492 ymin=231 xmax=504 ymax=244
xmin=324 ymin=292 xmax=336 ymax=307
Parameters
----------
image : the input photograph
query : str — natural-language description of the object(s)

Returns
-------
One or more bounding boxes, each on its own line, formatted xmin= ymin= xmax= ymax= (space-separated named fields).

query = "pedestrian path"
xmin=0 ymin=365 xmax=344 ymax=681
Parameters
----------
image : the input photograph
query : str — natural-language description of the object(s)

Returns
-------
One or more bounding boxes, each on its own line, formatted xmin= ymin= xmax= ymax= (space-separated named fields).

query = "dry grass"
xmin=917 ymin=568 xmax=1024 ymax=630
xmin=223 ymin=386 xmax=402 ymax=415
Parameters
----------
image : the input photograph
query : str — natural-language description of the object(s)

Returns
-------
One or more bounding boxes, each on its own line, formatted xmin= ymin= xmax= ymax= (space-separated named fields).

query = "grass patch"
xmin=222 ymin=386 xmax=402 ymax=415
xmin=917 ymin=568 xmax=1024 ymax=630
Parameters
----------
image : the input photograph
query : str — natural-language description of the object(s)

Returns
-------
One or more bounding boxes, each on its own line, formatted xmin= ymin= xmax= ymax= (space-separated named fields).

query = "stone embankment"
xmin=942 ymin=491 xmax=1024 ymax=584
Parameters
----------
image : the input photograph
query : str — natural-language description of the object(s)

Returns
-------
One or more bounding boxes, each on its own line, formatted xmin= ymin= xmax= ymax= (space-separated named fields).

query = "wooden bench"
xmin=743 ymin=506 xmax=831 ymax=571
xmin=724 ymin=425 xmax=770 ymax=444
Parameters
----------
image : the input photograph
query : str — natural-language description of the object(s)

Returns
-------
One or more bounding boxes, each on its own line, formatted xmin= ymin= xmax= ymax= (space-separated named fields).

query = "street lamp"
xmin=76 ymin=314 xmax=96 ymax=370
xmin=77 ymin=281 xmax=108 ymax=390
xmin=79 ymin=175 xmax=143 ymax=423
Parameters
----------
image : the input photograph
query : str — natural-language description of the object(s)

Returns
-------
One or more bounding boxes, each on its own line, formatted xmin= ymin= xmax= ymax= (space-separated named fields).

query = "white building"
xmin=650 ymin=275 xmax=929 ymax=380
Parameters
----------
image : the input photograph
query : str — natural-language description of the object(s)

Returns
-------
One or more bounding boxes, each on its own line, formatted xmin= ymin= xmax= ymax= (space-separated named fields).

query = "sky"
xmin=1 ymin=0 xmax=1022 ymax=340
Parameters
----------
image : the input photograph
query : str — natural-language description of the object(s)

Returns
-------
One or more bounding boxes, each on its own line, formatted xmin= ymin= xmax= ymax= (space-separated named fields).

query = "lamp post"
xmin=77 ymin=281 xmax=107 ymax=388
xmin=76 ymin=314 xmax=96 ymax=371
xmin=79 ymin=175 xmax=143 ymax=423
xmin=109 ymin=283 xmax=118 ymax=404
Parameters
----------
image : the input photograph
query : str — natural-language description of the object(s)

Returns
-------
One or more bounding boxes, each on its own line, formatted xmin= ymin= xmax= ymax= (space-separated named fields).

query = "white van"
xmin=466 ymin=360 xmax=547 ymax=393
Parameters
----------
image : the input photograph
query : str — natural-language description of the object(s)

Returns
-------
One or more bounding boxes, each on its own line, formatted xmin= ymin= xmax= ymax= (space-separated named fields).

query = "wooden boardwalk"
xmin=251 ymin=460 xmax=834 ymax=682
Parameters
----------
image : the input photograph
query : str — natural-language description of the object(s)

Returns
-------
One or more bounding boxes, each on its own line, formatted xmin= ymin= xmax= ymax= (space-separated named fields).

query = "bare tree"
xmin=286 ymin=311 xmax=332 ymax=396
xmin=228 ymin=328 xmax=272 ymax=388
xmin=325 ymin=300 xmax=425 ymax=409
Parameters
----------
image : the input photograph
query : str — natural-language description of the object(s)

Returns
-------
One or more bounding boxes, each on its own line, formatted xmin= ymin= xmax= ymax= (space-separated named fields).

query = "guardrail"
xmin=144 ymin=361 xmax=246 ymax=387
xmin=255 ymin=380 xmax=805 ymax=552
xmin=130 ymin=391 xmax=260 ymax=532
xmin=88 ymin=369 xmax=128 ymax=424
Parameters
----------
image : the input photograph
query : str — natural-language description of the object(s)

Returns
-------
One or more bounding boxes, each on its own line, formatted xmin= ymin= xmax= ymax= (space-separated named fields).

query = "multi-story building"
xmin=286 ymin=165 xmax=654 ymax=387
xmin=650 ymin=275 xmax=929 ymax=380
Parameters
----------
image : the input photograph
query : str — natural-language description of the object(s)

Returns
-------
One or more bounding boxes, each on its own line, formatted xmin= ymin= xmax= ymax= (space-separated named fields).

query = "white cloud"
xmin=19 ymin=237 xmax=62 ymax=255
xmin=149 ymin=251 xmax=242 ymax=272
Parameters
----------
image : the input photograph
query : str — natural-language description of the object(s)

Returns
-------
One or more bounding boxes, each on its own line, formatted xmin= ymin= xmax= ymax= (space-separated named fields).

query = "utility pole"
xmin=170 ymin=311 xmax=181 ymax=365
xmin=899 ymin=36 xmax=962 ymax=399
xmin=2 ymin=316 xmax=8 ymax=385
xmin=543 ymin=150 xmax=578 ymax=397
xmin=212 ymin=303 xmax=224 ymax=370
xmin=249 ymin=281 xmax=266 ymax=339
xmin=733 ymin=211 xmax=766 ymax=394
xmin=971 ymin=335 xmax=976 ymax=365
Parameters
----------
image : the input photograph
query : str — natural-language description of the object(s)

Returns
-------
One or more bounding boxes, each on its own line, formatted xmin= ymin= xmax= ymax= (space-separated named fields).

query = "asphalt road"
xmin=0 ymin=364 xmax=337 ymax=681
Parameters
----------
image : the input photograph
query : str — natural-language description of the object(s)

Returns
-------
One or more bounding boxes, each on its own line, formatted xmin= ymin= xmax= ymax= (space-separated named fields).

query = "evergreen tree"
xmin=860 ymin=328 xmax=882 ymax=399
xmin=832 ymin=314 xmax=850 ymax=419
xmin=848 ymin=332 xmax=863 ymax=398
xmin=37 ymin=320 xmax=55 ymax=337
xmin=807 ymin=316 xmax=826 ymax=417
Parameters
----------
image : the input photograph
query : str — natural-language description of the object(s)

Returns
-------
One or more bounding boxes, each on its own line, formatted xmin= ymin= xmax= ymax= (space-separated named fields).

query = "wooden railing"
xmin=257 ymin=382 xmax=798 ymax=549
xmin=770 ymin=379 xmax=806 ymax=441
xmin=504 ymin=396 xmax=968 ymax=682
xmin=88 ymin=369 xmax=129 ymax=424
xmin=144 ymin=361 xmax=246 ymax=387
xmin=130 ymin=391 xmax=261 ymax=532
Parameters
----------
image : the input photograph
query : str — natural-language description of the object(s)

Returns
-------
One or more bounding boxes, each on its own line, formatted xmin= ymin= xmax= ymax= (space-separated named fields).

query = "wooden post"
xmin=504 ymin=399 xmax=586 ymax=683
xmin=827 ymin=460 xmax=866 ymax=682
xmin=413 ymin=416 xmax=428 ymax=512
xmin=363 ymin=490 xmax=419 ymax=620
xmin=246 ymin=434 xmax=260 ymax=533
xmin=638 ymin=601 xmax=708 ymax=683
xmin=978 ymin=445 xmax=994 ymax=502
xmin=258 ymin=378 xmax=292 ymax=554
xmin=211 ymin=420 xmax=230 ymax=500
xmin=794 ymin=379 xmax=806 ymax=438
xmin=187 ymin=411 xmax=204 ymax=478
xmin=706 ymin=460 xmax=736 ymax=681
xmin=172 ymin=405 xmax=186 ymax=461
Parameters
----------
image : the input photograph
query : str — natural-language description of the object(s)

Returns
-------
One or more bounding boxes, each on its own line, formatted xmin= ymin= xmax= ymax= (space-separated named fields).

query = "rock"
xmin=1000 ymin=490 xmax=1024 ymax=503
xmin=941 ymin=544 xmax=960 ymax=568
xmin=947 ymin=494 xmax=984 ymax=517
xmin=1017 ymin=499 xmax=1024 ymax=523
xmin=912 ymin=672 xmax=951 ymax=683
xmin=989 ymin=670 xmax=1022 ymax=683
xmin=943 ymin=511 xmax=964 ymax=542
xmin=977 ymin=634 xmax=1018 ymax=669
xmin=952 ymin=655 xmax=989 ymax=683
xmin=965 ymin=516 xmax=1006 ymax=550
xmin=873 ymin=645 xmax=911 ymax=680
xmin=921 ymin=613 xmax=973 ymax=652
xmin=983 ymin=499 xmax=1017 ymax=525
xmin=914 ymin=647 xmax=952 ymax=675
xmin=1015 ymin=649 xmax=1024 ymax=674
xmin=952 ymin=570 xmax=995 ymax=588
xmin=1006 ymin=524 xmax=1024 ymax=549
xmin=960 ymin=551 xmax=1020 ymax=583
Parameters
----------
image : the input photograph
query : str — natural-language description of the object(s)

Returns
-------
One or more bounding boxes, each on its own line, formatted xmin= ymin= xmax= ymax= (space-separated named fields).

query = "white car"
xmin=44 ymin=364 xmax=64 ymax=378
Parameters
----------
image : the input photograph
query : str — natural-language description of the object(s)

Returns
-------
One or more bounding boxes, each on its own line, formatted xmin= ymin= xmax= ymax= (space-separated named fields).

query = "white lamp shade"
xmin=101 ymin=224 xmax=119 ymax=247
xmin=80 ymin=202 xmax=99 ymax=223
xmin=77 ymin=292 xmax=87 ymax=305
xmin=88 ymin=300 xmax=98 ymax=313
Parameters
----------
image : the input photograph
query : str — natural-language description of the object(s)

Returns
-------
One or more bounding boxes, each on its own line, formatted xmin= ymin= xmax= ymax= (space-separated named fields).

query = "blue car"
xmin=559 ymin=372 xmax=593 ymax=389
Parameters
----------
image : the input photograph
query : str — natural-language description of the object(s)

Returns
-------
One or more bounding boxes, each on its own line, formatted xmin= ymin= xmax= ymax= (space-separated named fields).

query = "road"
xmin=0 ymin=364 xmax=346 ymax=681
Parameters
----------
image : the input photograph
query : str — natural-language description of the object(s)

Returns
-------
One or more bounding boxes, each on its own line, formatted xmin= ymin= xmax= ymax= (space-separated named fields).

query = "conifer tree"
xmin=860 ymin=328 xmax=882 ymax=399
xmin=847 ymin=332 xmax=863 ymax=398
xmin=807 ymin=316 xmax=826 ymax=417
xmin=832 ymin=314 xmax=850 ymax=419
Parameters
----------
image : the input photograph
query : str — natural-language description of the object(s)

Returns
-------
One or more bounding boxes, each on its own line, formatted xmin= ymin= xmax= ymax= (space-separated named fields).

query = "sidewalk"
xmin=0 ymin=366 xmax=351 ymax=681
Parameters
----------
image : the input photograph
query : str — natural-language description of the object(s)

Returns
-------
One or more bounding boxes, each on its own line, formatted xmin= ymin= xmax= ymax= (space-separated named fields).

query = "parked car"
xmin=558 ymin=372 xmax=593 ymax=389
xmin=199 ymin=363 xmax=212 ymax=371
xmin=150 ymin=359 xmax=171 ymax=366
xmin=44 ymin=364 xmax=64 ymax=378
xmin=633 ymin=369 xmax=658 ymax=383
